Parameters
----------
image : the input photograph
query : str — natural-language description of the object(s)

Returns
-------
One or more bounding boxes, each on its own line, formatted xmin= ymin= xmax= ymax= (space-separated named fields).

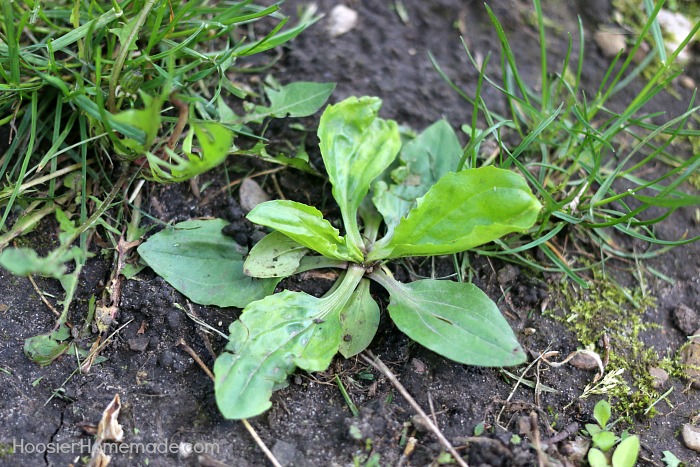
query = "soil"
xmin=1 ymin=1 xmax=699 ymax=466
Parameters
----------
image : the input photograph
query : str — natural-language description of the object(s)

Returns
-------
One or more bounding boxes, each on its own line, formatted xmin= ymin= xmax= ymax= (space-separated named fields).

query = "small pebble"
xmin=682 ymin=424 xmax=700 ymax=453
xmin=497 ymin=264 xmax=519 ymax=285
xmin=673 ymin=303 xmax=698 ymax=335
xmin=569 ymin=352 xmax=600 ymax=371
xmin=128 ymin=337 xmax=149 ymax=352
xmin=679 ymin=75 xmax=696 ymax=90
xmin=410 ymin=358 xmax=427 ymax=374
xmin=681 ymin=328 xmax=700 ymax=389
xmin=327 ymin=5 xmax=358 ymax=37
xmin=649 ymin=367 xmax=669 ymax=389
xmin=239 ymin=178 xmax=270 ymax=213
xmin=271 ymin=440 xmax=301 ymax=466
xmin=594 ymin=29 xmax=626 ymax=58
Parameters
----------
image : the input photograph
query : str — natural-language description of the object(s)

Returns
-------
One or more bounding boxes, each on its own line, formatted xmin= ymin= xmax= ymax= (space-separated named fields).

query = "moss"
xmin=545 ymin=268 xmax=672 ymax=419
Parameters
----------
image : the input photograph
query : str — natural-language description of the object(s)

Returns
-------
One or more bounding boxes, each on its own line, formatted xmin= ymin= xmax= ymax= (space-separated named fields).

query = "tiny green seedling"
xmin=585 ymin=400 xmax=640 ymax=467
xmin=208 ymin=96 xmax=541 ymax=418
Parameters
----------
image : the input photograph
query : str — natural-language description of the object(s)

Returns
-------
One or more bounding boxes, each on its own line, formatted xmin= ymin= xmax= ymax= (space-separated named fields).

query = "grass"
xmin=0 ymin=0 xmax=317 ymax=238
xmin=432 ymin=0 xmax=700 ymax=286
xmin=0 ymin=0 xmax=317 ymax=362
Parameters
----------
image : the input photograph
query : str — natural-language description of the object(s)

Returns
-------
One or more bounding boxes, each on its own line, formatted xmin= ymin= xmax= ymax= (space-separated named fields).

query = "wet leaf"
xmin=247 ymin=200 xmax=363 ymax=262
xmin=380 ymin=277 xmax=526 ymax=366
xmin=214 ymin=290 xmax=343 ymax=419
xmin=244 ymin=231 xmax=308 ymax=278
xmin=137 ymin=219 xmax=278 ymax=308
xmin=318 ymin=96 xmax=401 ymax=247
xmin=371 ymin=167 xmax=541 ymax=260
xmin=339 ymin=279 xmax=380 ymax=358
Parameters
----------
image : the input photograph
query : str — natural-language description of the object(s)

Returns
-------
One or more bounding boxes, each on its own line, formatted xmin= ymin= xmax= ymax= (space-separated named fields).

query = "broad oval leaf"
xmin=339 ymin=279 xmax=380 ymax=358
xmin=587 ymin=448 xmax=608 ymax=467
xmin=244 ymin=231 xmax=308 ymax=278
xmin=373 ymin=119 xmax=461 ymax=230
xmin=247 ymin=200 xmax=362 ymax=262
xmin=247 ymin=82 xmax=336 ymax=123
xmin=318 ymin=96 xmax=401 ymax=247
xmin=137 ymin=219 xmax=278 ymax=308
xmin=370 ymin=166 xmax=542 ymax=260
xmin=214 ymin=291 xmax=343 ymax=419
xmin=612 ymin=435 xmax=639 ymax=467
xmin=380 ymin=277 xmax=526 ymax=366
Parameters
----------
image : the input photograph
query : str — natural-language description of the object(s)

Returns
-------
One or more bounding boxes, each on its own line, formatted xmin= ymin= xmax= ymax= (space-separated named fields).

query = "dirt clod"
xmin=673 ymin=303 xmax=699 ymax=335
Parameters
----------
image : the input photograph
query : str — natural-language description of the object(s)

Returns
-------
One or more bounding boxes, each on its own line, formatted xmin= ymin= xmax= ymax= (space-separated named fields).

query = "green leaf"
xmin=24 ymin=325 xmax=71 ymax=366
xmin=339 ymin=279 xmax=380 ymax=358
xmin=214 ymin=290 xmax=343 ymax=419
xmin=593 ymin=399 xmax=612 ymax=428
xmin=247 ymin=200 xmax=362 ymax=262
xmin=146 ymin=122 xmax=233 ymax=183
xmin=593 ymin=431 xmax=619 ymax=452
xmin=0 ymin=246 xmax=83 ymax=278
xmin=137 ymin=219 xmax=278 ymax=308
xmin=612 ymin=435 xmax=639 ymax=467
xmin=244 ymin=231 xmax=308 ymax=278
xmin=373 ymin=119 xmax=462 ymax=230
xmin=247 ymin=82 xmax=336 ymax=123
xmin=661 ymin=450 xmax=682 ymax=467
xmin=318 ymin=96 xmax=401 ymax=248
xmin=378 ymin=276 xmax=526 ymax=366
xmin=588 ymin=448 xmax=609 ymax=467
xmin=370 ymin=167 xmax=542 ymax=260
xmin=112 ymin=92 xmax=162 ymax=157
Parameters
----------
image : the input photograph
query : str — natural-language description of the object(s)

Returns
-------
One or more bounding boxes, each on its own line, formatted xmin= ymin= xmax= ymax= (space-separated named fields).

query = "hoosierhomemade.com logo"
xmin=10 ymin=438 xmax=219 ymax=456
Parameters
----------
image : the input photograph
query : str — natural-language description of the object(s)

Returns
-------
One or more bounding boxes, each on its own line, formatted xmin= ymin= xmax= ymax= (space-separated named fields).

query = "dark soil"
xmin=1 ymin=1 xmax=699 ymax=466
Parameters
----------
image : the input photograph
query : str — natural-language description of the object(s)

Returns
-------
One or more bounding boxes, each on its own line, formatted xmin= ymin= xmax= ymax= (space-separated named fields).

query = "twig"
xmin=177 ymin=339 xmax=282 ymax=467
xmin=361 ymin=351 xmax=469 ymax=467
xmin=178 ymin=338 xmax=214 ymax=380
xmin=241 ymin=419 xmax=283 ymax=467
xmin=27 ymin=275 xmax=60 ymax=318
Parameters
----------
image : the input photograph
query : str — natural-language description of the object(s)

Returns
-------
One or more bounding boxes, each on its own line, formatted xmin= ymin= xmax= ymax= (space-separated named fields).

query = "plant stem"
xmin=107 ymin=0 xmax=158 ymax=112
xmin=319 ymin=263 xmax=365 ymax=318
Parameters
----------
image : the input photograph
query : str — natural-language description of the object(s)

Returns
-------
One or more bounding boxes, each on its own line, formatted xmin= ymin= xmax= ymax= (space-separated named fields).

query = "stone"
xmin=239 ymin=178 xmax=270 ymax=213
xmin=128 ymin=337 xmax=149 ymax=352
xmin=271 ymin=440 xmax=301 ymax=466
xmin=673 ymin=304 xmax=698 ymax=335
xmin=649 ymin=367 xmax=669 ymax=389
xmin=681 ymin=328 xmax=700 ymax=389
xmin=594 ymin=29 xmax=626 ymax=58
xmin=682 ymin=424 xmax=700 ymax=452
xmin=497 ymin=264 xmax=519 ymax=285
xmin=327 ymin=5 xmax=358 ymax=38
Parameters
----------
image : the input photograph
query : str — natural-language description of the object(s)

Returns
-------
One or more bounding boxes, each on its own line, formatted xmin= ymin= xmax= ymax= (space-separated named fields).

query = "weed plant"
xmin=433 ymin=0 xmax=700 ymax=285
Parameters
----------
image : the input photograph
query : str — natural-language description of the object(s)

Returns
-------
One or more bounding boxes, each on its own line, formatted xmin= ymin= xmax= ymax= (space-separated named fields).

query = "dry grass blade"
xmin=361 ymin=351 xmax=469 ymax=467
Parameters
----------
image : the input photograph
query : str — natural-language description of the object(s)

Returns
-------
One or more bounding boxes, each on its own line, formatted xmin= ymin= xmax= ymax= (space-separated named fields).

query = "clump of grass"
xmin=433 ymin=0 xmax=700 ymax=286
xmin=0 ymin=1 xmax=319 ymax=362
xmin=0 ymin=0 xmax=317 ymax=236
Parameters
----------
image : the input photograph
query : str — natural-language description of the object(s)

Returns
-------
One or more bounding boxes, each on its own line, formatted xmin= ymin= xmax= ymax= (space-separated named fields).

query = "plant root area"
xmin=1 ymin=1 xmax=699 ymax=466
